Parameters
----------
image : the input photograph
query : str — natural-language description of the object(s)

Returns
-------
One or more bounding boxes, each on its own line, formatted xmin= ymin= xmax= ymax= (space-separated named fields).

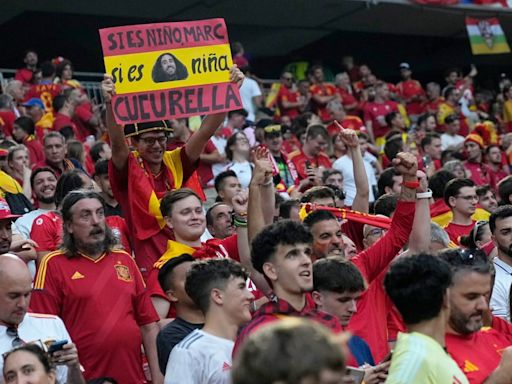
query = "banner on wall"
xmin=99 ymin=18 xmax=242 ymax=124
xmin=465 ymin=17 xmax=511 ymax=55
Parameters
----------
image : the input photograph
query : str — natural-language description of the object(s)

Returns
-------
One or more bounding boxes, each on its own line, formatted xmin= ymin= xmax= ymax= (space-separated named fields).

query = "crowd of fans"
xmin=2 ymin=43 xmax=512 ymax=384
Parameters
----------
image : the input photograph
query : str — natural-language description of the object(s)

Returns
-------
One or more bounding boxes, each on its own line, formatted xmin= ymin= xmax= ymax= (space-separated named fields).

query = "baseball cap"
xmin=399 ymin=62 xmax=411 ymax=70
xmin=157 ymin=253 xmax=195 ymax=291
xmin=21 ymin=98 xmax=45 ymax=110
xmin=0 ymin=199 xmax=21 ymax=220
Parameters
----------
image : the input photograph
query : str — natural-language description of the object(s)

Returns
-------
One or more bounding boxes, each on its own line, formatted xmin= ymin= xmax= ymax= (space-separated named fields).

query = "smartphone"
xmin=48 ymin=340 xmax=68 ymax=354
xmin=422 ymin=155 xmax=432 ymax=167
xmin=346 ymin=367 xmax=365 ymax=384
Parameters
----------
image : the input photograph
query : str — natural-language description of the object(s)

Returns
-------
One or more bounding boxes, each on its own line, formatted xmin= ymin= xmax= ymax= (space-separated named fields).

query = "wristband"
xmin=402 ymin=180 xmax=420 ymax=189
xmin=416 ymin=189 xmax=433 ymax=199
xmin=234 ymin=217 xmax=248 ymax=228
xmin=260 ymin=179 xmax=273 ymax=187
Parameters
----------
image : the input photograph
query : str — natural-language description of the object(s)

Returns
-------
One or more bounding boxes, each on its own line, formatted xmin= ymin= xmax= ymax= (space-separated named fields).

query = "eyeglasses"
xmin=6 ymin=327 xmax=24 ymax=348
xmin=138 ymin=136 xmax=167 ymax=146
xmin=456 ymin=194 xmax=478 ymax=201
xmin=472 ymin=220 xmax=489 ymax=244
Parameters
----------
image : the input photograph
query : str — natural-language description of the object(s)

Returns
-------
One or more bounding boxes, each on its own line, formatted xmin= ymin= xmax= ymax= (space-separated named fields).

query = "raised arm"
xmin=102 ymin=75 xmax=130 ymax=171
xmin=403 ymin=171 xmax=431 ymax=255
xmin=351 ymin=152 xmax=418 ymax=283
xmin=336 ymin=122 xmax=369 ymax=213
xmin=184 ymin=66 xmax=244 ymax=162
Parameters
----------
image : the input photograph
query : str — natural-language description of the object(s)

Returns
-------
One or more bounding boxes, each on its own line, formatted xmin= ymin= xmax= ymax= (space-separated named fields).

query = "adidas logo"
xmin=463 ymin=360 xmax=479 ymax=373
xmin=71 ymin=271 xmax=85 ymax=280
xmin=222 ymin=362 xmax=231 ymax=371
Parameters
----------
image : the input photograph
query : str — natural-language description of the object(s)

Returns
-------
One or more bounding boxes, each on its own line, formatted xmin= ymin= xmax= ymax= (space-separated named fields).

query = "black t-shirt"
xmin=104 ymin=201 xmax=123 ymax=218
xmin=156 ymin=317 xmax=204 ymax=374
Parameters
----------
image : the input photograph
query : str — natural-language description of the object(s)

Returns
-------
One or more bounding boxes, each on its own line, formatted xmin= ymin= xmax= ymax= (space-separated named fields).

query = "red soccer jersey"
xmin=109 ymin=150 xmax=196 ymax=279
xmin=53 ymin=112 xmax=83 ymax=142
xmin=31 ymin=249 xmax=159 ymax=383
xmin=288 ymin=150 xmax=332 ymax=181
xmin=73 ymin=102 xmax=95 ymax=140
xmin=347 ymin=201 xmax=415 ymax=362
xmin=277 ymin=86 xmax=302 ymax=120
xmin=31 ymin=211 xmax=62 ymax=252
xmin=444 ymin=221 xmax=476 ymax=245
xmin=310 ymin=83 xmax=337 ymax=122
xmin=363 ymin=101 xmax=399 ymax=139
xmin=463 ymin=161 xmax=493 ymax=186
xmin=446 ymin=328 xmax=511 ymax=384
xmin=422 ymin=97 xmax=444 ymax=116
xmin=327 ymin=116 xmax=365 ymax=136
xmin=396 ymin=79 xmax=425 ymax=116
xmin=0 ymin=110 xmax=16 ymax=138
xmin=336 ymin=87 xmax=359 ymax=112
xmin=14 ymin=68 xmax=34 ymax=84
xmin=23 ymin=135 xmax=45 ymax=166
xmin=25 ymin=83 xmax=62 ymax=113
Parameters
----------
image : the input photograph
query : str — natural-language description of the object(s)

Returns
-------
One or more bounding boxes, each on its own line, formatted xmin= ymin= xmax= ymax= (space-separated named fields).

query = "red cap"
xmin=0 ymin=199 xmax=21 ymax=220
xmin=0 ymin=149 xmax=8 ymax=157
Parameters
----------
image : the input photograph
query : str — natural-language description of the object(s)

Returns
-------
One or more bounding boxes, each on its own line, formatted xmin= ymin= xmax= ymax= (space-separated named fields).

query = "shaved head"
xmin=0 ymin=255 xmax=32 ymax=326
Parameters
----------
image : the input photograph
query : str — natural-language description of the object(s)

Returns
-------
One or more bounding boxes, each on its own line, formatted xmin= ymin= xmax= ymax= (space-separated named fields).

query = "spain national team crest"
xmin=114 ymin=264 xmax=132 ymax=282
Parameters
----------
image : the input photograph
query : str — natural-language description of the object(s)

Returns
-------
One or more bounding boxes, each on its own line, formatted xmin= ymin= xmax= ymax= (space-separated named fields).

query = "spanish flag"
xmin=466 ymin=17 xmax=510 ymax=55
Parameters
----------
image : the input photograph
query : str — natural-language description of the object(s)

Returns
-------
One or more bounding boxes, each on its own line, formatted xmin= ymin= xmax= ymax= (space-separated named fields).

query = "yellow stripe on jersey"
xmin=34 ymin=251 xmax=65 ymax=289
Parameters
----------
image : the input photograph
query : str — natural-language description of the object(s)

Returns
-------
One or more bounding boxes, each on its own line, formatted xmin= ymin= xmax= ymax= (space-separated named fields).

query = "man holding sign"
xmin=100 ymin=19 xmax=244 ymax=279
xmin=101 ymin=67 xmax=243 ymax=278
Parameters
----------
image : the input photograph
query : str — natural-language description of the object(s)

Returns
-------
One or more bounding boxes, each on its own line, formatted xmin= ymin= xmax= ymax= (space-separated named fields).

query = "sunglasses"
xmin=455 ymin=248 xmax=487 ymax=264
xmin=6 ymin=327 xmax=23 ymax=349
xmin=264 ymin=125 xmax=282 ymax=134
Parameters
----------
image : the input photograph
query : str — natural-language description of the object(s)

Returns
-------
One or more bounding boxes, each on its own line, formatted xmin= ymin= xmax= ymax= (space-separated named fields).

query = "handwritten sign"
xmin=99 ymin=18 xmax=242 ymax=124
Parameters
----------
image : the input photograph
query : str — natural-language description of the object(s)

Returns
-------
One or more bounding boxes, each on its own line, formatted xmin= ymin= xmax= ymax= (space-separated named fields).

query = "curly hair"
xmin=251 ymin=220 xmax=313 ymax=274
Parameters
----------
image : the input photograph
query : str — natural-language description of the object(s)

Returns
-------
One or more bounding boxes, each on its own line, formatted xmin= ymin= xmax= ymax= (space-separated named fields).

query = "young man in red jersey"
xmin=440 ymin=248 xmax=512 ymax=384
xmin=443 ymin=178 xmax=477 ymax=245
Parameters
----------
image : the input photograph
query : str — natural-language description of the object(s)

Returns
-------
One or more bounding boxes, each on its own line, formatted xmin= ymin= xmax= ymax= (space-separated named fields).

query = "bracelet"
xmin=416 ymin=189 xmax=433 ymax=199
xmin=234 ymin=217 xmax=248 ymax=228
xmin=260 ymin=179 xmax=273 ymax=187
xmin=402 ymin=180 xmax=420 ymax=189
xmin=235 ymin=211 xmax=247 ymax=219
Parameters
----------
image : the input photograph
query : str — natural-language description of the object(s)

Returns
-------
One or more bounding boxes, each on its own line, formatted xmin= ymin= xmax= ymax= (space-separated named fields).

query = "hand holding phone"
xmin=48 ymin=339 xmax=68 ymax=354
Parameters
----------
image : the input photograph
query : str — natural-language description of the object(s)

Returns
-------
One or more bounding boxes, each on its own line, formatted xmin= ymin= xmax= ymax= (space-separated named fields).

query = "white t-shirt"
xmin=211 ymin=136 xmax=228 ymax=179
xmin=226 ymin=161 xmax=253 ymax=189
xmin=333 ymin=155 xmax=377 ymax=205
xmin=0 ymin=313 xmax=71 ymax=384
xmin=491 ymin=257 xmax=512 ymax=321
xmin=239 ymin=78 xmax=261 ymax=122
xmin=441 ymin=133 xmax=464 ymax=150
xmin=164 ymin=329 xmax=234 ymax=384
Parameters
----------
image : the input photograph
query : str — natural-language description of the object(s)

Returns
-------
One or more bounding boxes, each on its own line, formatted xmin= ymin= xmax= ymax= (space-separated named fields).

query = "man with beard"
xmin=490 ymin=206 xmax=512 ymax=321
xmin=15 ymin=167 xmax=57 ymax=239
xmin=440 ymin=248 xmax=512 ymax=383
xmin=30 ymin=190 xmax=162 ymax=384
